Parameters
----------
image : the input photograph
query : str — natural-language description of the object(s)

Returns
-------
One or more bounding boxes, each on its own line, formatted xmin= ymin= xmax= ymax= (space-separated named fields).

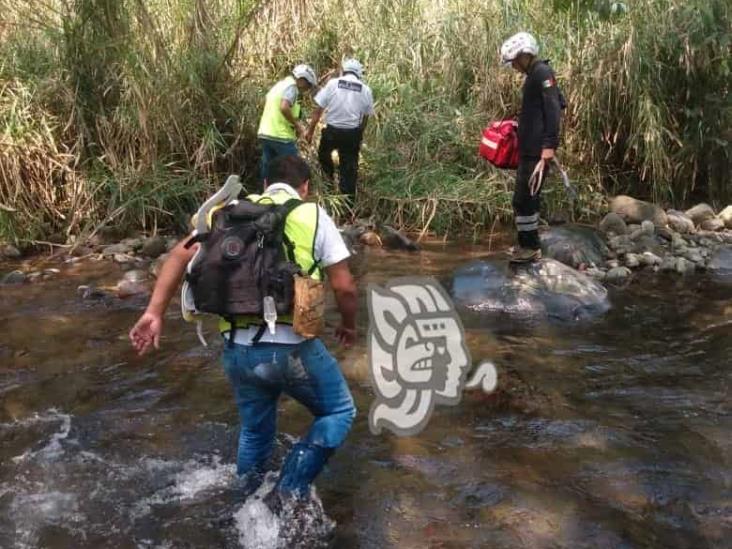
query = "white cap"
xmin=292 ymin=64 xmax=317 ymax=86
xmin=341 ymin=58 xmax=364 ymax=80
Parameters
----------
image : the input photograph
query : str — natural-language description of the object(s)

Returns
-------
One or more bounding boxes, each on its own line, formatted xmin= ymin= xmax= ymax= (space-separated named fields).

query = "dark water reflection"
xmin=0 ymin=242 xmax=729 ymax=548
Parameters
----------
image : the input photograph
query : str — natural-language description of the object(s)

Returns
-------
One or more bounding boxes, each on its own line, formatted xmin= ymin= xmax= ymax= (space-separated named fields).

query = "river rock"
xmin=682 ymin=248 xmax=704 ymax=264
xmin=117 ymin=280 xmax=150 ymax=298
xmin=149 ymin=254 xmax=169 ymax=278
xmin=606 ymin=266 xmax=631 ymax=284
xmin=606 ymin=259 xmax=620 ymax=269
xmin=685 ymin=203 xmax=715 ymax=225
xmin=102 ymin=243 xmax=132 ymax=256
xmin=113 ymin=253 xmax=134 ymax=264
xmin=675 ymin=257 xmax=696 ymax=275
xmin=121 ymin=237 xmax=144 ymax=251
xmin=609 ymin=195 xmax=667 ymax=226
xmin=540 ymin=226 xmax=609 ymax=269
xmin=379 ymin=225 xmax=419 ymax=251
xmin=700 ymin=218 xmax=725 ymax=232
xmin=0 ymin=244 xmax=21 ymax=259
xmin=718 ymin=206 xmax=732 ymax=229
xmin=1 ymin=270 xmax=27 ymax=285
xmin=660 ymin=256 xmax=677 ymax=272
xmin=640 ymin=220 xmax=655 ymax=236
xmin=671 ymin=233 xmax=687 ymax=252
xmin=598 ymin=213 xmax=628 ymax=235
xmin=641 ymin=251 xmax=662 ymax=266
xmin=656 ymin=226 xmax=674 ymax=241
xmin=608 ymin=235 xmax=633 ymax=255
xmin=666 ymin=210 xmax=695 ymax=234
xmin=586 ymin=267 xmax=606 ymax=281
xmin=141 ymin=236 xmax=168 ymax=258
xmin=624 ymin=253 xmax=641 ymax=268
xmin=77 ymin=285 xmax=110 ymax=301
xmin=359 ymin=231 xmax=382 ymax=246
xmin=450 ymin=258 xmax=610 ymax=321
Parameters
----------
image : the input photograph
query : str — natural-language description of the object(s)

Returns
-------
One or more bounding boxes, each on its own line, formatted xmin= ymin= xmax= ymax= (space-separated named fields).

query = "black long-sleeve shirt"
xmin=518 ymin=60 xmax=562 ymax=158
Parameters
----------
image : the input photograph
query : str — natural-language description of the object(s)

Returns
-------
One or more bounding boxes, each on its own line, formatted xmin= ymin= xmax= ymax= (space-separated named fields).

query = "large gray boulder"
xmin=666 ymin=210 xmax=695 ymax=234
xmin=718 ymin=206 xmax=732 ymax=229
xmin=540 ymin=226 xmax=609 ymax=269
xmin=598 ymin=212 xmax=628 ymax=236
xmin=700 ymin=218 xmax=725 ymax=232
xmin=685 ymin=203 xmax=715 ymax=225
xmin=609 ymin=195 xmax=668 ymax=227
xmin=450 ymin=258 xmax=610 ymax=321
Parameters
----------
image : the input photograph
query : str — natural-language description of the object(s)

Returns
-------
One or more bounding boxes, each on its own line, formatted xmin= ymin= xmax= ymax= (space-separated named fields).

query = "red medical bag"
xmin=478 ymin=119 xmax=519 ymax=169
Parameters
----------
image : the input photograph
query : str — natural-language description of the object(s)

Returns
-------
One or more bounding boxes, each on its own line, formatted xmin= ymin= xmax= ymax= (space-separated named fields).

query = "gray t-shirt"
xmin=281 ymin=84 xmax=299 ymax=107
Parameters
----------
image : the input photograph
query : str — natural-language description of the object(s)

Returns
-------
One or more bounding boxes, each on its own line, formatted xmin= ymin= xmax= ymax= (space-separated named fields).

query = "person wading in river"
xmin=500 ymin=32 xmax=564 ymax=263
xmin=306 ymin=58 xmax=374 ymax=210
xmin=257 ymin=65 xmax=318 ymax=187
xmin=129 ymin=155 xmax=358 ymax=510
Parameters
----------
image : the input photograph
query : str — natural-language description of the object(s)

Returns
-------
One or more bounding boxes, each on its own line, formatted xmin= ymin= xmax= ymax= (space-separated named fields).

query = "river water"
xmin=0 ymin=241 xmax=730 ymax=548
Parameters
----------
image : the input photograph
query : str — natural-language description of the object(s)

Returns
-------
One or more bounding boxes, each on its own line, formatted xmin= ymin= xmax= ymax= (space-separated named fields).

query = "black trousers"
xmin=512 ymin=156 xmax=548 ymax=250
xmin=318 ymin=126 xmax=362 ymax=202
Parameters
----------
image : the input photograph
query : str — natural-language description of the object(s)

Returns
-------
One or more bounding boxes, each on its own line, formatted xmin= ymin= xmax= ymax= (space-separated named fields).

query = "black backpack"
xmin=185 ymin=198 xmax=304 ymax=324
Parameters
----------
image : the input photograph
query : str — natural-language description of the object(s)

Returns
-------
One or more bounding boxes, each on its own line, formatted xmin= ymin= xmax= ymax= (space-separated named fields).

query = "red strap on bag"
xmin=478 ymin=119 xmax=519 ymax=170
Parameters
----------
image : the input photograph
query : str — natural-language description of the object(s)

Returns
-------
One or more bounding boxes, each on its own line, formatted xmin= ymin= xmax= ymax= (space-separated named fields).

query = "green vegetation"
xmin=0 ymin=0 xmax=729 ymax=244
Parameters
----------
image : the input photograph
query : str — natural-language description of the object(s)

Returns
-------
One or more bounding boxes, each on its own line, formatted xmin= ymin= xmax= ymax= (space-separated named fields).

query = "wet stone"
xmin=141 ymin=236 xmax=168 ymax=258
xmin=1 ymin=270 xmax=27 ymax=285
xmin=700 ymin=218 xmax=725 ymax=232
xmin=685 ymin=203 xmax=715 ymax=225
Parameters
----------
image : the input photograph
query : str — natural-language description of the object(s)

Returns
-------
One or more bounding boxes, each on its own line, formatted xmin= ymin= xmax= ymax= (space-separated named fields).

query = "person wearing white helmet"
xmin=257 ymin=64 xmax=318 ymax=185
xmin=306 ymin=58 xmax=375 ymax=209
xmin=500 ymin=32 xmax=565 ymax=263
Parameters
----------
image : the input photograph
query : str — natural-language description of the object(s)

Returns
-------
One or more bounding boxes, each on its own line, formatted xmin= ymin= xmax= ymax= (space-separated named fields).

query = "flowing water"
xmin=0 ymin=241 xmax=730 ymax=548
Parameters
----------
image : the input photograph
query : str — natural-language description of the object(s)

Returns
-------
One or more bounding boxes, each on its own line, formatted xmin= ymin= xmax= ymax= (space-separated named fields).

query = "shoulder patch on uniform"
xmin=542 ymin=77 xmax=557 ymax=88
xmin=338 ymin=80 xmax=363 ymax=92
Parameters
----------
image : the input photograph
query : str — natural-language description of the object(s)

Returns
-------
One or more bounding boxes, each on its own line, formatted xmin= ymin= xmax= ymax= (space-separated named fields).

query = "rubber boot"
xmin=237 ymin=462 xmax=267 ymax=501
xmin=275 ymin=442 xmax=335 ymax=499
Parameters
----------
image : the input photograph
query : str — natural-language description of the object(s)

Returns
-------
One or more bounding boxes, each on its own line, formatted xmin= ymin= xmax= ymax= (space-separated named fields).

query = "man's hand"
xmin=541 ymin=148 xmax=555 ymax=160
xmin=129 ymin=311 xmax=163 ymax=356
xmin=335 ymin=325 xmax=356 ymax=348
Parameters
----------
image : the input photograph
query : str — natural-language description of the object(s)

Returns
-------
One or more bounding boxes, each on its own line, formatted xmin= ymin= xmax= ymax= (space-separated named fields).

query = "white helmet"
xmin=341 ymin=58 xmax=364 ymax=79
xmin=500 ymin=32 xmax=539 ymax=66
xmin=292 ymin=64 xmax=317 ymax=87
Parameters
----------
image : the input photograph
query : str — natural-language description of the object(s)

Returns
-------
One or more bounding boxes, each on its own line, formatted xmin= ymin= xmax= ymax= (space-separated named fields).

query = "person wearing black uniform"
xmin=500 ymin=32 xmax=563 ymax=263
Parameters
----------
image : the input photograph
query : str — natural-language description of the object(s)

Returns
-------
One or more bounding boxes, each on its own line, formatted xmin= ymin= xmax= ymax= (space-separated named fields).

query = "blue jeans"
xmin=221 ymin=338 xmax=356 ymax=478
xmin=259 ymin=137 xmax=298 ymax=183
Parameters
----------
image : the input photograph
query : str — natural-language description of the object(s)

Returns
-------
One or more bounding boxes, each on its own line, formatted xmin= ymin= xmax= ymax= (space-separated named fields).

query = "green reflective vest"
xmin=218 ymin=188 xmax=321 ymax=333
xmin=257 ymin=76 xmax=301 ymax=142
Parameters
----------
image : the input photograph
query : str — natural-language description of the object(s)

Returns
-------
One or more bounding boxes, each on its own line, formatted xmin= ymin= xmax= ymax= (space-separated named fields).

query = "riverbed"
xmin=0 ymin=241 xmax=729 ymax=548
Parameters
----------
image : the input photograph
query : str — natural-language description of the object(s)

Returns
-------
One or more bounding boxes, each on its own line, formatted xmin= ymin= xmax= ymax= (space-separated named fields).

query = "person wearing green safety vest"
xmin=257 ymin=64 xmax=318 ymax=186
xmin=129 ymin=155 xmax=358 ymax=521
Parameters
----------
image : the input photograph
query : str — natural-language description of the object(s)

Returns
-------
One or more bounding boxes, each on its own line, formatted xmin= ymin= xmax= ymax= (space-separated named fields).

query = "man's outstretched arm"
xmin=129 ymin=237 xmax=197 ymax=355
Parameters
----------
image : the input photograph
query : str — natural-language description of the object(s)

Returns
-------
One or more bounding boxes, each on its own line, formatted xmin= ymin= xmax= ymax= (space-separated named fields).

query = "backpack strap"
xmin=278 ymin=198 xmax=305 ymax=268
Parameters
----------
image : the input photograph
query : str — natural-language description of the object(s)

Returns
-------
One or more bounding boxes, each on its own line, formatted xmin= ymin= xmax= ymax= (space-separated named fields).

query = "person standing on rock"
xmin=500 ymin=32 xmax=564 ymax=263
xmin=306 ymin=58 xmax=374 ymax=210
xmin=257 ymin=65 xmax=318 ymax=186
xmin=129 ymin=156 xmax=358 ymax=510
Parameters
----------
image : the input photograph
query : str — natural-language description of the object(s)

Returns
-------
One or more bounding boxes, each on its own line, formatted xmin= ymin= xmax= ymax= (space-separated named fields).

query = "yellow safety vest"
xmin=218 ymin=189 xmax=321 ymax=333
xmin=257 ymin=76 xmax=301 ymax=141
